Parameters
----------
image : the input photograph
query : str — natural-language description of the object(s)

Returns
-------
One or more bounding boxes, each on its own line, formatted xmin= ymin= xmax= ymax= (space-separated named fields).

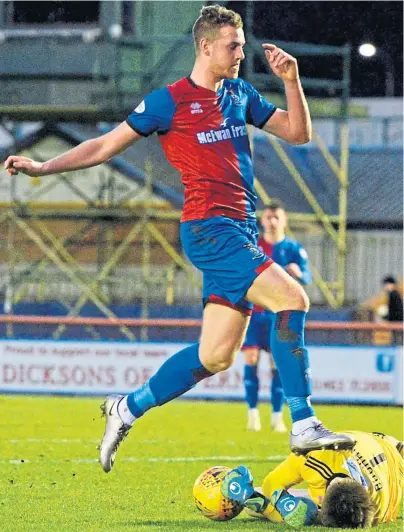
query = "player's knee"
xmin=281 ymin=286 xmax=310 ymax=312
xmin=202 ymin=343 xmax=240 ymax=373
xmin=299 ymin=290 xmax=310 ymax=311
xmin=209 ymin=358 xmax=233 ymax=373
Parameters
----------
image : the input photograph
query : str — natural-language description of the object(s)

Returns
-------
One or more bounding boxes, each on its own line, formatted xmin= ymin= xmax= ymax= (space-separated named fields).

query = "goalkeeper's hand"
xmin=221 ymin=465 xmax=254 ymax=504
xmin=271 ymin=489 xmax=318 ymax=528
xmin=244 ymin=490 xmax=270 ymax=515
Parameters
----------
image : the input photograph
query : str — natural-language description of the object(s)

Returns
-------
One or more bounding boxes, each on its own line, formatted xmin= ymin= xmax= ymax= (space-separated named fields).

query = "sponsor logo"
xmin=229 ymin=481 xmax=241 ymax=495
xmin=376 ymin=353 xmax=394 ymax=373
xmin=353 ymin=450 xmax=383 ymax=491
xmin=220 ymin=117 xmax=231 ymax=128
xmin=282 ymin=498 xmax=296 ymax=512
xmin=134 ymin=100 xmax=145 ymax=113
xmin=196 ymin=124 xmax=247 ymax=145
xmin=190 ymin=102 xmax=203 ymax=114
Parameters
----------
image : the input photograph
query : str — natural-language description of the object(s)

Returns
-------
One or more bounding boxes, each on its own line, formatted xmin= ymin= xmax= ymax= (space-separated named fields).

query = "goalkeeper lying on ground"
xmin=222 ymin=431 xmax=403 ymax=528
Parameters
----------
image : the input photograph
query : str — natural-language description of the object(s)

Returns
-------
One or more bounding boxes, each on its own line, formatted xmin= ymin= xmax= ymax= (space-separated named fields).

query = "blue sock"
xmin=287 ymin=396 xmax=315 ymax=423
xmin=244 ymin=364 xmax=259 ymax=409
xmin=270 ymin=310 xmax=315 ymax=422
xmin=270 ymin=369 xmax=284 ymax=413
xmin=126 ymin=343 xmax=212 ymax=418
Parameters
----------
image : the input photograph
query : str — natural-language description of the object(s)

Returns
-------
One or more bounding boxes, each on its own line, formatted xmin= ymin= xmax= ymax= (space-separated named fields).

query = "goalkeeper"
xmin=222 ymin=431 xmax=403 ymax=528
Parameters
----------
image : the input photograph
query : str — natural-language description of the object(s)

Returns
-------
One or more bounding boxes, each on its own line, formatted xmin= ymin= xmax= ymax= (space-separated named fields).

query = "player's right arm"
xmin=4 ymin=87 xmax=175 ymax=178
xmin=4 ymin=122 xmax=141 ymax=177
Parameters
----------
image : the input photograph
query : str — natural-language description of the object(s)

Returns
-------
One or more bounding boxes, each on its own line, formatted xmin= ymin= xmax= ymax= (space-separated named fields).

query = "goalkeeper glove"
xmin=221 ymin=465 xmax=254 ymax=504
xmin=271 ymin=489 xmax=318 ymax=528
xmin=244 ymin=490 xmax=270 ymax=514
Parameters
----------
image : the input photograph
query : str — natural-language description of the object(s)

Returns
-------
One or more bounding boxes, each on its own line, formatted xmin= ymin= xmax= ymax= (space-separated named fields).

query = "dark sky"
xmin=228 ymin=1 xmax=403 ymax=97
xmin=12 ymin=1 xmax=403 ymax=97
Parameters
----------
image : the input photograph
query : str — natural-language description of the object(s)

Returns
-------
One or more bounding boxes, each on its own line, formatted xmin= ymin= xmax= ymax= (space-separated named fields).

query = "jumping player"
xmin=4 ymin=5 xmax=355 ymax=473
xmin=243 ymin=200 xmax=312 ymax=432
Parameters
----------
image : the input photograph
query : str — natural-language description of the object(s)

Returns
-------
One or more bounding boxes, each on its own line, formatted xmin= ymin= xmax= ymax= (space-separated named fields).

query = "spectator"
xmin=381 ymin=276 xmax=403 ymax=322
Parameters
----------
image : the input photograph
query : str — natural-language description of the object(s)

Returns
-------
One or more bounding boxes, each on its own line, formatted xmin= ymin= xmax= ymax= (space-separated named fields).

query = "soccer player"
xmin=4 ymin=5 xmax=355 ymax=473
xmin=223 ymin=431 xmax=403 ymax=528
xmin=242 ymin=200 xmax=312 ymax=432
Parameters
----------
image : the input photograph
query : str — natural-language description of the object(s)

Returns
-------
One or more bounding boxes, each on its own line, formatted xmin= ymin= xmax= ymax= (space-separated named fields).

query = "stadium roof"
xmin=253 ymin=137 xmax=403 ymax=226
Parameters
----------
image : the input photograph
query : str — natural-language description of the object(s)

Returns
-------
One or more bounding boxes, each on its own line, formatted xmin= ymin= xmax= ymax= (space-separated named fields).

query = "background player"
xmin=223 ymin=431 xmax=403 ymax=527
xmin=243 ymin=200 xmax=312 ymax=432
xmin=4 ymin=5 xmax=354 ymax=473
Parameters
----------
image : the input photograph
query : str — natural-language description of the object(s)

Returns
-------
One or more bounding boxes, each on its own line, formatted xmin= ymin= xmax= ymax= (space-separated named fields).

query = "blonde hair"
xmin=192 ymin=4 xmax=243 ymax=53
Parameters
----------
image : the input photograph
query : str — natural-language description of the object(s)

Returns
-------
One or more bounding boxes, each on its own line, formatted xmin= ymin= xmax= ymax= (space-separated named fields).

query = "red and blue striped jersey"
xmin=126 ymin=76 xmax=276 ymax=222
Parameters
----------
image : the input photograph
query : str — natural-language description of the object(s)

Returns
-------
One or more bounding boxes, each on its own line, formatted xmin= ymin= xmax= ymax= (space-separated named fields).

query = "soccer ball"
xmin=193 ymin=466 xmax=244 ymax=521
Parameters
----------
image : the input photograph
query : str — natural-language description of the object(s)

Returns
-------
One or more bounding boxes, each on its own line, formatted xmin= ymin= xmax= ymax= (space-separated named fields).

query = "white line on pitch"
xmin=6 ymin=438 xmax=99 ymax=444
xmin=1 ymin=455 xmax=287 ymax=465
xmin=4 ymin=438 xmax=176 ymax=444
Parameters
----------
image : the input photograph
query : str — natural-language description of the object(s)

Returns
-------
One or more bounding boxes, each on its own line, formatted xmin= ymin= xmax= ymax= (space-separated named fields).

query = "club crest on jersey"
xmin=228 ymin=89 xmax=243 ymax=106
xmin=190 ymin=102 xmax=203 ymax=114
xmin=243 ymin=243 xmax=265 ymax=260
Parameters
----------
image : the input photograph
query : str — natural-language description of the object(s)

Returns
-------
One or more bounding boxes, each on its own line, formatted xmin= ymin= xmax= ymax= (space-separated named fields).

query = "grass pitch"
xmin=0 ymin=396 xmax=402 ymax=532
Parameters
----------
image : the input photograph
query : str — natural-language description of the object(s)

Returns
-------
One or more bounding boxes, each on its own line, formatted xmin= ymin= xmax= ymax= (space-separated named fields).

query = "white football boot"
xmin=99 ymin=395 xmax=132 ymax=473
xmin=290 ymin=422 xmax=356 ymax=455
xmin=247 ymin=408 xmax=261 ymax=432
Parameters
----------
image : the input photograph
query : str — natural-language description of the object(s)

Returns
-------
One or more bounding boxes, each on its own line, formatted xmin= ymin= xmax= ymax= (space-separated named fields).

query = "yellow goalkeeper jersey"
xmin=261 ymin=431 xmax=403 ymax=525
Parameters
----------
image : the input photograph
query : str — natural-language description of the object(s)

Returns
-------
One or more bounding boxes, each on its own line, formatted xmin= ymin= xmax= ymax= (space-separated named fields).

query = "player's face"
xmin=209 ymin=26 xmax=245 ymax=79
xmin=261 ymin=208 xmax=287 ymax=233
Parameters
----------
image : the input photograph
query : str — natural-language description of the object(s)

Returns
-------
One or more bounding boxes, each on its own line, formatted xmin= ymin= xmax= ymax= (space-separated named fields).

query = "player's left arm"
xmin=286 ymin=244 xmax=312 ymax=285
xmin=261 ymin=44 xmax=311 ymax=145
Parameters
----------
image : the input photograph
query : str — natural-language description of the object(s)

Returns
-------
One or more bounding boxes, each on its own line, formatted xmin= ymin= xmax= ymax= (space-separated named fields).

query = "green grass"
xmin=0 ymin=396 xmax=402 ymax=532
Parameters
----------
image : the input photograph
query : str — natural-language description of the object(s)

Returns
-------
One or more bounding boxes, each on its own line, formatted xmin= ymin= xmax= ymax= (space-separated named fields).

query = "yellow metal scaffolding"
xmin=0 ymin=120 xmax=349 ymax=346
xmin=251 ymin=123 xmax=349 ymax=308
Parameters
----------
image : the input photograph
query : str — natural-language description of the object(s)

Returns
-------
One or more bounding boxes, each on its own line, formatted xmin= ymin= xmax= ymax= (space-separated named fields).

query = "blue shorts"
xmin=180 ymin=217 xmax=273 ymax=314
xmin=242 ymin=310 xmax=275 ymax=351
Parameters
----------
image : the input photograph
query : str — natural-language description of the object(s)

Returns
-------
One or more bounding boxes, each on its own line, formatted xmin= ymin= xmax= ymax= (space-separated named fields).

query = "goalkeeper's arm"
xmin=244 ymin=489 xmax=318 ymax=528
xmin=221 ymin=465 xmax=318 ymax=528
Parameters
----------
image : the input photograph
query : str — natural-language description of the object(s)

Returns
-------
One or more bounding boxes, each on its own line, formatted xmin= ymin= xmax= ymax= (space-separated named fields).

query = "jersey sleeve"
xmin=293 ymin=243 xmax=312 ymax=285
xmin=262 ymin=454 xmax=304 ymax=496
xmin=126 ymin=87 xmax=175 ymax=137
xmin=244 ymin=81 xmax=277 ymax=129
xmin=261 ymin=454 xmax=304 ymax=523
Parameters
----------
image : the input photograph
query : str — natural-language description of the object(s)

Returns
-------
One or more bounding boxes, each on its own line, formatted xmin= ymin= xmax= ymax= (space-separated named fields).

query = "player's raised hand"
xmin=4 ymin=155 xmax=44 ymax=177
xmin=262 ymin=44 xmax=299 ymax=82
